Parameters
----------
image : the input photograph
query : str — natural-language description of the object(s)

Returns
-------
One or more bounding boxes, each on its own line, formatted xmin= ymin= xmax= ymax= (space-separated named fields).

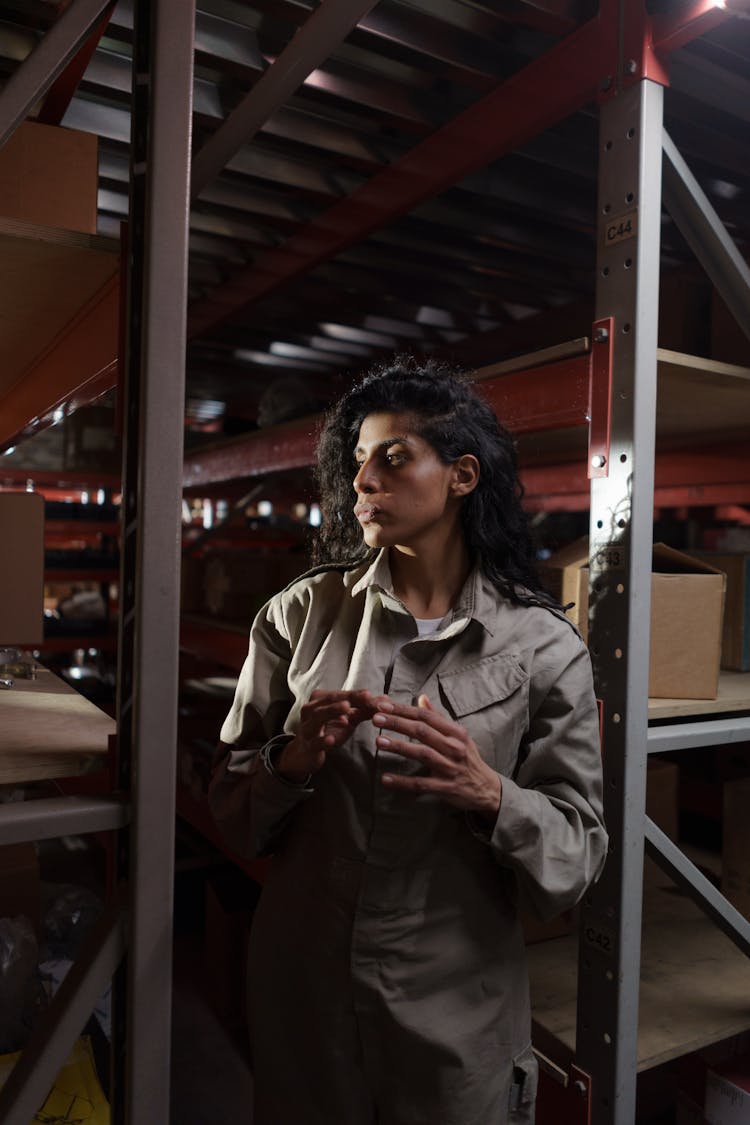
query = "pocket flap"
xmin=438 ymin=654 xmax=527 ymax=718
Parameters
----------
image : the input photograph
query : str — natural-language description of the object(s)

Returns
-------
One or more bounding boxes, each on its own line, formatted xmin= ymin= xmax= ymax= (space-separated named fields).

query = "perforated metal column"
xmin=116 ymin=1 xmax=195 ymax=1121
xmin=575 ymin=79 xmax=664 ymax=1125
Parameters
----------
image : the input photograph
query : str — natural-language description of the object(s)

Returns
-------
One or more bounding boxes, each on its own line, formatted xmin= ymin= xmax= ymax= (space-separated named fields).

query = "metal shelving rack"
xmin=0 ymin=1 xmax=194 ymax=1122
xmin=1 ymin=2 xmax=749 ymax=1124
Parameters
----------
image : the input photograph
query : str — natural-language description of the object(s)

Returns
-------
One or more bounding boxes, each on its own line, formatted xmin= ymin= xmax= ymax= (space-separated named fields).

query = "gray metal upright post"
xmin=117 ymin=1 xmax=195 ymax=1121
xmin=575 ymin=79 xmax=664 ymax=1125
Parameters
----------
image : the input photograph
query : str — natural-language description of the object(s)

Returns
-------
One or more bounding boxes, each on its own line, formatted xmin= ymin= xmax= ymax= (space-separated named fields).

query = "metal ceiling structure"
xmin=1 ymin=0 xmax=748 ymax=440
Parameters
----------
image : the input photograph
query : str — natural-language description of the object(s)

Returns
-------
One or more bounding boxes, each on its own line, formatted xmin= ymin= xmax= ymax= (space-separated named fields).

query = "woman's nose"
xmin=354 ymin=458 xmax=377 ymax=493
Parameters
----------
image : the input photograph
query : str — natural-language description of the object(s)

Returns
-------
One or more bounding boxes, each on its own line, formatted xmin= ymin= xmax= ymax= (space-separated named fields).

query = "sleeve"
xmin=485 ymin=629 xmax=608 ymax=921
xmin=208 ymin=592 xmax=315 ymax=859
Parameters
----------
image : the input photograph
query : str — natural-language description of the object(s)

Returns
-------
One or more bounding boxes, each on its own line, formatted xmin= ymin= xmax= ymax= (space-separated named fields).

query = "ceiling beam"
xmin=186 ymin=11 xmax=612 ymax=340
xmin=0 ymin=0 xmax=114 ymax=149
xmin=37 ymin=0 xmax=117 ymax=126
xmin=191 ymin=0 xmax=381 ymax=198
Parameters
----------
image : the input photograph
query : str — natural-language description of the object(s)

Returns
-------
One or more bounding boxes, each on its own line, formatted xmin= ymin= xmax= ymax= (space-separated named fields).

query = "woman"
xmin=210 ymin=357 xmax=607 ymax=1125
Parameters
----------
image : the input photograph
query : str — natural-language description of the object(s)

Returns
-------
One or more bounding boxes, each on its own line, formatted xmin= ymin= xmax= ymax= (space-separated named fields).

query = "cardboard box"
xmin=705 ymin=1057 xmax=750 ymax=1125
xmin=539 ymin=537 xmax=591 ymax=644
xmin=0 ymin=121 xmax=98 ymax=233
xmin=723 ymin=777 xmax=750 ymax=921
xmin=0 ymin=491 xmax=44 ymax=644
xmin=541 ymin=539 xmax=726 ymax=699
xmin=695 ymin=553 xmax=750 ymax=672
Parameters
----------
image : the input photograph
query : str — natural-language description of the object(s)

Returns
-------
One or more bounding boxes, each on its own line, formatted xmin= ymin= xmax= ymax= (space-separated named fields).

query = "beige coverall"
xmin=210 ymin=550 xmax=607 ymax=1125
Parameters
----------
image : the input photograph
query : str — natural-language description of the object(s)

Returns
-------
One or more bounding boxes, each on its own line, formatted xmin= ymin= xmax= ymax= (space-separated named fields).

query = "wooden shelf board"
xmin=648 ymin=671 xmax=750 ymax=719
xmin=529 ymin=859 xmax=750 ymax=1073
xmin=0 ymin=665 xmax=114 ymax=784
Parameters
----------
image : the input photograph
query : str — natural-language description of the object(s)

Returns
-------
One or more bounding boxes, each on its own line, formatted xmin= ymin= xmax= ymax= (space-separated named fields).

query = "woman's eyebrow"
xmin=354 ymin=435 xmax=412 ymax=455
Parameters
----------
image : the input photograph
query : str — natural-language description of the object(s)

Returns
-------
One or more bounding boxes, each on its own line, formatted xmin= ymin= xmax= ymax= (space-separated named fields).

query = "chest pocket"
xmin=437 ymin=654 xmax=528 ymax=774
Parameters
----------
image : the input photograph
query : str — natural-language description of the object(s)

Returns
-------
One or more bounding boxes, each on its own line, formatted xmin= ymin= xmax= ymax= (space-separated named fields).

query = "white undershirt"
xmin=414 ymin=616 xmax=444 ymax=637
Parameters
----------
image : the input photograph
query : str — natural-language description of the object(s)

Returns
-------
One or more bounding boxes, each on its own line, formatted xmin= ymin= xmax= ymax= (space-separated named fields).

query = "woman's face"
xmin=353 ymin=411 xmax=467 ymax=552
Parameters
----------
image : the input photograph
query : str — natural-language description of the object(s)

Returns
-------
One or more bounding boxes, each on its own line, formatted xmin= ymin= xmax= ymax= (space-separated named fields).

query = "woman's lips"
xmin=355 ymin=504 xmax=381 ymax=524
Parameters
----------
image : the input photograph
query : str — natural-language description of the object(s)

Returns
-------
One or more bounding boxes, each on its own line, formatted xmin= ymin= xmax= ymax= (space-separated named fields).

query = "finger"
xmin=309 ymin=690 xmax=370 ymax=704
xmin=380 ymin=772 xmax=457 ymax=796
xmin=375 ymin=733 xmax=460 ymax=776
xmin=374 ymin=701 xmax=460 ymax=741
xmin=372 ymin=711 xmax=466 ymax=760
xmin=300 ymin=701 xmax=352 ymax=737
xmin=417 ymin=693 xmax=434 ymax=710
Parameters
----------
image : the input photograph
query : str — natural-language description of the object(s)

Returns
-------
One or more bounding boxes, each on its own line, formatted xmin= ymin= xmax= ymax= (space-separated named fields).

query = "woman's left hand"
xmin=372 ymin=694 xmax=502 ymax=821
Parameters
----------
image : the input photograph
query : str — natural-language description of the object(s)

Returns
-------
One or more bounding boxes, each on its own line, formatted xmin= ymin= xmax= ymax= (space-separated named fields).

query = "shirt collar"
xmin=349 ymin=548 xmax=497 ymax=637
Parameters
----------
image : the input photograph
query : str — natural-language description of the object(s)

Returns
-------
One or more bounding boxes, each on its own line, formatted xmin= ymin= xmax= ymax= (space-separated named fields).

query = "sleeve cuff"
xmin=260 ymin=735 xmax=314 ymax=791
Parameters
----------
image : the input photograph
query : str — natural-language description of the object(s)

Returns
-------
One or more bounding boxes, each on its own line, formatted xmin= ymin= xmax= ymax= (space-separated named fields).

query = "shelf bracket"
xmin=588 ymin=317 xmax=614 ymax=479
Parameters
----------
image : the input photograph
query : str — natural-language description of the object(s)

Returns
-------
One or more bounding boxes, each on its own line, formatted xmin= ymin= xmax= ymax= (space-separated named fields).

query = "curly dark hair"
xmin=313 ymin=356 xmax=553 ymax=607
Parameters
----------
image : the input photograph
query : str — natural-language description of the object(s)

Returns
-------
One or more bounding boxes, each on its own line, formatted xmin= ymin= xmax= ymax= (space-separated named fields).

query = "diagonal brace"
xmin=191 ymin=0 xmax=381 ymax=198
xmin=0 ymin=0 xmax=114 ymax=149
xmin=662 ymin=128 xmax=750 ymax=346
xmin=0 ymin=897 xmax=127 ymax=1125
xmin=645 ymin=816 xmax=750 ymax=959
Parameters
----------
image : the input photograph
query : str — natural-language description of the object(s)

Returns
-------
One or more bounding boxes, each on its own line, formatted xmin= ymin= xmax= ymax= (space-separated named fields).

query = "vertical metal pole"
xmin=117 ymin=0 xmax=195 ymax=1121
xmin=575 ymin=79 xmax=664 ymax=1125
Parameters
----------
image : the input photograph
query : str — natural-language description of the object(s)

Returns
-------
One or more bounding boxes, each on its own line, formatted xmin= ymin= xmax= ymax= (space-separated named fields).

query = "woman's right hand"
xmin=275 ymin=690 xmax=382 ymax=782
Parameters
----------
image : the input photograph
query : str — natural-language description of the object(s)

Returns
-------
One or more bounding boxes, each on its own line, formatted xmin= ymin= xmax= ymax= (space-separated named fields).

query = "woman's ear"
xmin=450 ymin=454 xmax=480 ymax=497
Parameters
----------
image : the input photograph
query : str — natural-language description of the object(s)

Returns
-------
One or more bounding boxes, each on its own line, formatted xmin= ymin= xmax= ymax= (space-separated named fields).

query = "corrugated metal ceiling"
xmin=0 ymin=0 xmax=748 ymax=436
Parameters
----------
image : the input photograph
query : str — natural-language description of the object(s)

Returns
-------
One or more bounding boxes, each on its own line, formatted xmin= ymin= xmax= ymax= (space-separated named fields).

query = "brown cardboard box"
xmin=646 ymin=759 xmax=679 ymax=841
xmin=541 ymin=540 xmax=726 ymax=699
xmin=0 ymin=843 xmax=40 ymax=934
xmin=0 ymin=121 xmax=98 ymax=233
xmin=539 ymin=537 xmax=590 ymax=644
xmin=0 ymin=491 xmax=44 ymax=644
xmin=723 ymin=777 xmax=750 ymax=920
xmin=695 ymin=553 xmax=750 ymax=672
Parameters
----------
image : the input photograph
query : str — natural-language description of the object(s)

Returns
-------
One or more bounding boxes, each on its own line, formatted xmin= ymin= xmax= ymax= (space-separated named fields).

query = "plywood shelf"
xmin=529 ymin=859 xmax=750 ymax=1073
xmin=648 ymin=671 xmax=750 ymax=720
xmin=0 ymin=665 xmax=115 ymax=784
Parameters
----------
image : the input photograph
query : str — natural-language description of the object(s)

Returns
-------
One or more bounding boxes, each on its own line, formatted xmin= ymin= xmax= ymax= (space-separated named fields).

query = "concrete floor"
xmin=171 ymin=931 xmax=254 ymax=1124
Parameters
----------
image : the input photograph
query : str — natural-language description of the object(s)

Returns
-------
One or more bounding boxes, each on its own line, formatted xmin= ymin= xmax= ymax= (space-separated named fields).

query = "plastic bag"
xmin=0 ymin=915 xmax=44 ymax=1054
xmin=40 ymin=884 xmax=103 ymax=961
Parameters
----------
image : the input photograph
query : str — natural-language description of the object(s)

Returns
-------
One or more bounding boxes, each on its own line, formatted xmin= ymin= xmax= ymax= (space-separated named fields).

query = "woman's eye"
xmin=387 ymin=453 xmax=405 ymax=465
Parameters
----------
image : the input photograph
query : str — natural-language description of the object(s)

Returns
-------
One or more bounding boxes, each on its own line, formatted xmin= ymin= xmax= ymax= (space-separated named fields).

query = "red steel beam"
xmin=182 ymin=356 xmax=593 ymax=490
xmin=183 ymin=414 xmax=322 ymax=491
xmin=650 ymin=0 xmax=736 ymax=55
xmin=520 ymin=440 xmax=750 ymax=511
xmin=479 ymin=354 xmax=591 ymax=434
xmin=37 ymin=0 xmax=117 ymax=126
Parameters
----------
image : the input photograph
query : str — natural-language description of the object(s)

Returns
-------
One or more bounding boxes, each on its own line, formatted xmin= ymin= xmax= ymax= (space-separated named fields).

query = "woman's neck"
xmin=388 ymin=539 xmax=472 ymax=619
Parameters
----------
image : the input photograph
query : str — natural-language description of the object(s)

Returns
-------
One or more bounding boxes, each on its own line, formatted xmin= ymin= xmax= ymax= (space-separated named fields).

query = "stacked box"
xmin=540 ymin=539 xmax=726 ymax=699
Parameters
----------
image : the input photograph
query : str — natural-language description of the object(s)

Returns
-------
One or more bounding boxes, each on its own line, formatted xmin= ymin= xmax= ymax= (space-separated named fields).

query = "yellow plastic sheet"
xmin=0 ymin=1036 xmax=110 ymax=1124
